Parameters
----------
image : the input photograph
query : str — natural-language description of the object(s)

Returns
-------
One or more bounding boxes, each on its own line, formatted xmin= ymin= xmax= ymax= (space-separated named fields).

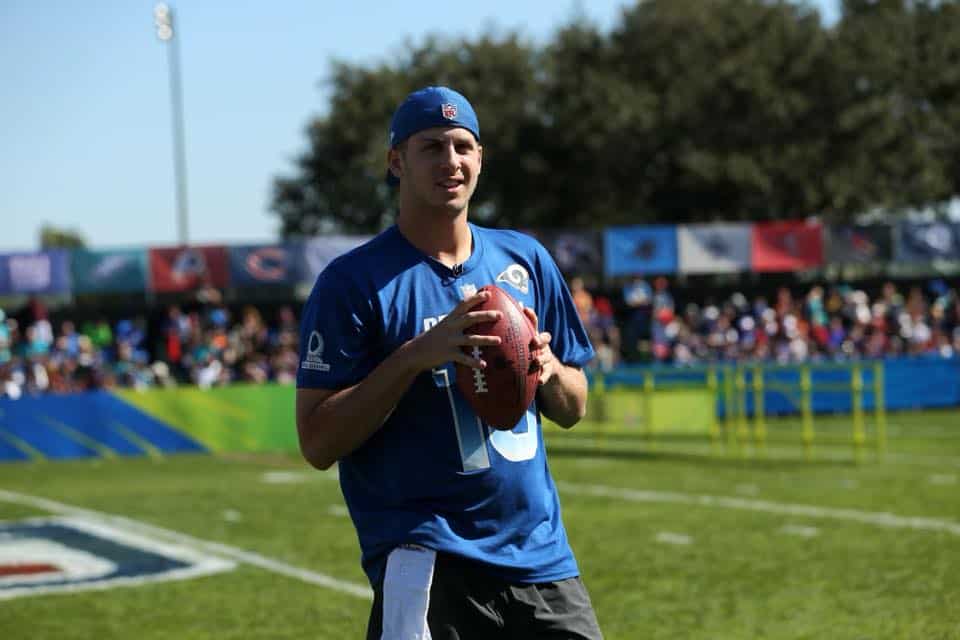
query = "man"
xmin=296 ymin=86 xmax=603 ymax=639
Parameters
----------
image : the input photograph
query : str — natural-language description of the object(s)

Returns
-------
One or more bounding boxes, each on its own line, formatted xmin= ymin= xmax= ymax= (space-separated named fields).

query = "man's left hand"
xmin=522 ymin=306 xmax=558 ymax=386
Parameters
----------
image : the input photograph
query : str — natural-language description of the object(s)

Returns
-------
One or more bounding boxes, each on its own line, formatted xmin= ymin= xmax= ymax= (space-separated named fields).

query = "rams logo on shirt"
xmin=496 ymin=264 xmax=529 ymax=295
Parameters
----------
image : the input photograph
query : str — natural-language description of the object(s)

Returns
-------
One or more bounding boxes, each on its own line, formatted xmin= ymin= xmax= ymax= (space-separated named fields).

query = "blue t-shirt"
xmin=297 ymin=223 xmax=595 ymax=586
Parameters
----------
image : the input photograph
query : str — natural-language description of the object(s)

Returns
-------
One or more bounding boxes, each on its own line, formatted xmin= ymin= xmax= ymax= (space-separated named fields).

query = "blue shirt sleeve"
xmin=296 ymin=265 xmax=377 ymax=390
xmin=532 ymin=243 xmax=595 ymax=368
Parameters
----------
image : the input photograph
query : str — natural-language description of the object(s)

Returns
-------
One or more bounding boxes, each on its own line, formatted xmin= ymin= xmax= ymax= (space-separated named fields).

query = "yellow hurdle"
xmin=642 ymin=372 xmax=655 ymax=449
xmin=851 ymin=363 xmax=866 ymax=463
xmin=873 ymin=361 xmax=887 ymax=457
xmin=800 ymin=366 xmax=815 ymax=460
xmin=752 ymin=365 xmax=766 ymax=453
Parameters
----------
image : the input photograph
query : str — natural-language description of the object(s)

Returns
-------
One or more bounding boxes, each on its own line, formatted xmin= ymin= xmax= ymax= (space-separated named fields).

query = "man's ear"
xmin=387 ymin=148 xmax=403 ymax=181
xmin=477 ymin=144 xmax=483 ymax=175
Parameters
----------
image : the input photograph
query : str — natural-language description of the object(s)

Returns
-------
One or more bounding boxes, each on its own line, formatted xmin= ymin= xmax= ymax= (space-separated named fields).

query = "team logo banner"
xmin=603 ymin=226 xmax=678 ymax=277
xmin=0 ymin=516 xmax=234 ymax=600
xmin=678 ymin=223 xmax=752 ymax=274
xmin=894 ymin=221 xmax=960 ymax=262
xmin=228 ymin=244 xmax=303 ymax=287
xmin=535 ymin=230 xmax=603 ymax=277
xmin=71 ymin=248 xmax=148 ymax=294
xmin=0 ymin=250 xmax=71 ymax=295
xmin=751 ymin=220 xmax=824 ymax=272
xmin=297 ymin=236 xmax=371 ymax=283
xmin=826 ymin=225 xmax=893 ymax=265
xmin=148 ymin=246 xmax=229 ymax=292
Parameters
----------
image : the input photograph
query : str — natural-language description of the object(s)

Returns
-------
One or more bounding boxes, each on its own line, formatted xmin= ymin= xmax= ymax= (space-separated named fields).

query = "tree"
xmin=272 ymin=32 xmax=545 ymax=236
xmin=824 ymin=0 xmax=955 ymax=217
xmin=271 ymin=0 xmax=960 ymax=233
xmin=39 ymin=224 xmax=86 ymax=249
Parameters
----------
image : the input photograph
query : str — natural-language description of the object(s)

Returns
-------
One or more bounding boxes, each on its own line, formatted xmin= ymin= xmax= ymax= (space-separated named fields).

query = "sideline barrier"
xmin=0 ymin=391 xmax=207 ymax=461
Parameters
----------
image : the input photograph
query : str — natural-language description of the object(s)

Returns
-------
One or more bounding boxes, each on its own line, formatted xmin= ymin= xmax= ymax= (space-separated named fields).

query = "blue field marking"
xmin=0 ymin=401 xmax=98 ymax=460
xmin=36 ymin=395 xmax=146 ymax=456
xmin=92 ymin=392 xmax=207 ymax=454
xmin=0 ymin=392 xmax=207 ymax=462
xmin=0 ymin=432 xmax=31 ymax=462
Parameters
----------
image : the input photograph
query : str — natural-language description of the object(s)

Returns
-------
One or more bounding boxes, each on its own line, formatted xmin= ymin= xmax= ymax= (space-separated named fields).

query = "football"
xmin=455 ymin=284 xmax=540 ymax=430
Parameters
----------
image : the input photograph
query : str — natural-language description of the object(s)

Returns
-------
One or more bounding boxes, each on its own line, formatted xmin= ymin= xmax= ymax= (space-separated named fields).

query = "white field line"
xmin=558 ymin=482 xmax=960 ymax=537
xmin=655 ymin=532 xmax=692 ymax=545
xmin=781 ymin=524 xmax=820 ymax=538
xmin=0 ymin=489 xmax=372 ymax=600
xmin=326 ymin=505 xmax=350 ymax=518
xmin=562 ymin=437 xmax=960 ymax=468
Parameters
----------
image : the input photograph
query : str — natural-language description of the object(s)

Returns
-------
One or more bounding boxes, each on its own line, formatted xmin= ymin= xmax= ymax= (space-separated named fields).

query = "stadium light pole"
xmin=153 ymin=3 xmax=190 ymax=246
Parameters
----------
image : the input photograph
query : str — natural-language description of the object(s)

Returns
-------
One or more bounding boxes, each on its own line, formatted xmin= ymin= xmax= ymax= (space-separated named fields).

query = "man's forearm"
xmin=297 ymin=342 xmax=422 ymax=469
xmin=537 ymin=364 xmax=588 ymax=428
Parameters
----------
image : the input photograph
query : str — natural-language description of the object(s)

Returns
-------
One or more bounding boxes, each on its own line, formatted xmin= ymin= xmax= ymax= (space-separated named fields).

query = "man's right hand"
xmin=403 ymin=289 xmax=502 ymax=371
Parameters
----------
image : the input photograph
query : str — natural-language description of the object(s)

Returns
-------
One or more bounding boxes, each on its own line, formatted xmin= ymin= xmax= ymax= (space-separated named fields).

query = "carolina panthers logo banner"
xmin=603 ymin=226 xmax=678 ymax=277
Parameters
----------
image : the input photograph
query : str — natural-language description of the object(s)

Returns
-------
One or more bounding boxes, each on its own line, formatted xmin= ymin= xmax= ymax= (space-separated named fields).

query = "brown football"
xmin=455 ymin=284 xmax=540 ymax=430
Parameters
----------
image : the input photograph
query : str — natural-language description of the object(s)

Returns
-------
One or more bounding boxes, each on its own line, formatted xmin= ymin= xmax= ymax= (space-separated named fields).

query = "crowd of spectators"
xmin=2 ymin=278 xmax=958 ymax=397
xmin=0 ymin=292 xmax=300 ymax=399
xmin=575 ymin=278 xmax=960 ymax=369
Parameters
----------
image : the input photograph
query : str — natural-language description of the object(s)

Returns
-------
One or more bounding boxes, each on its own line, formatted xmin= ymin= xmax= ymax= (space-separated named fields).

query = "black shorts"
xmin=366 ymin=545 xmax=603 ymax=639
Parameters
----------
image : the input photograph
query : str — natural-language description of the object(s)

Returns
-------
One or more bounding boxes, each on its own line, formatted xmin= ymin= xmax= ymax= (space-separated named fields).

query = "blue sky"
xmin=1 ymin=1 xmax=839 ymax=252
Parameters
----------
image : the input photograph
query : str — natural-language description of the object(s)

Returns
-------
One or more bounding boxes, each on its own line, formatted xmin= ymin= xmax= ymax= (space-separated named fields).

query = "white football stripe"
xmin=558 ymin=482 xmax=960 ymax=537
xmin=655 ymin=532 xmax=692 ymax=545
xmin=780 ymin=524 xmax=820 ymax=538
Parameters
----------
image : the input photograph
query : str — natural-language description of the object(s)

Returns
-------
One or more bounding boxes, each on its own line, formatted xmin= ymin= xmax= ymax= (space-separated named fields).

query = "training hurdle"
xmin=588 ymin=360 xmax=888 ymax=461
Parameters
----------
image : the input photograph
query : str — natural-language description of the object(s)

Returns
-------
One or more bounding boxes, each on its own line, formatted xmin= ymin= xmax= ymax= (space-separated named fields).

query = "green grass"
xmin=1 ymin=408 xmax=959 ymax=639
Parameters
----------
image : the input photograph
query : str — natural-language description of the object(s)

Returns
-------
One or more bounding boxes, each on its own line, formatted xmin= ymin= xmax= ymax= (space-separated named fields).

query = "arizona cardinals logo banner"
xmin=751 ymin=220 xmax=824 ymax=272
xmin=0 ymin=250 xmax=71 ymax=296
xmin=228 ymin=244 xmax=302 ymax=287
xmin=894 ymin=221 xmax=960 ymax=262
xmin=826 ymin=225 xmax=893 ymax=265
xmin=71 ymin=248 xmax=148 ymax=294
xmin=603 ymin=225 xmax=678 ymax=277
xmin=678 ymin=223 xmax=752 ymax=274
xmin=148 ymin=245 xmax=229 ymax=292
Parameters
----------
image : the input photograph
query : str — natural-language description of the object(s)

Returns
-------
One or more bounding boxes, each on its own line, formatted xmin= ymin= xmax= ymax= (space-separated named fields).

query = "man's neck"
xmin=397 ymin=208 xmax=473 ymax=268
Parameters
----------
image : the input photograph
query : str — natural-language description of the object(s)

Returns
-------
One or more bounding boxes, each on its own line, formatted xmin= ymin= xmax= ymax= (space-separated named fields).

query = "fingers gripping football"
xmin=408 ymin=290 xmax=502 ymax=371
xmin=522 ymin=306 xmax=556 ymax=385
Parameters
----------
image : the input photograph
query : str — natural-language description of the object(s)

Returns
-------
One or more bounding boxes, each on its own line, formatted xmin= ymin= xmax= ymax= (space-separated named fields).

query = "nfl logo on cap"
xmin=441 ymin=103 xmax=457 ymax=119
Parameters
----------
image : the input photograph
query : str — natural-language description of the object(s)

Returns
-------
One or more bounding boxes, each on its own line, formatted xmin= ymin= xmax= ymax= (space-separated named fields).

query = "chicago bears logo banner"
xmin=228 ymin=244 xmax=303 ymax=287
xmin=0 ymin=251 xmax=71 ymax=296
xmin=751 ymin=220 xmax=824 ymax=272
xmin=603 ymin=226 xmax=678 ymax=277
xmin=148 ymin=245 xmax=229 ymax=292
xmin=678 ymin=223 xmax=752 ymax=274
xmin=71 ymin=248 xmax=148 ymax=294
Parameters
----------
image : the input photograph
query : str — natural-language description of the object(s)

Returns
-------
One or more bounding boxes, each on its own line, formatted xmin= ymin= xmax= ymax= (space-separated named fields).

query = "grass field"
xmin=1 ymin=407 xmax=959 ymax=639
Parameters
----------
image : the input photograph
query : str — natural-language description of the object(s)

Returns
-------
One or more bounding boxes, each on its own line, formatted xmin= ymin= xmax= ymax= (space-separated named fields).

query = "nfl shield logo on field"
xmin=441 ymin=103 xmax=457 ymax=119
